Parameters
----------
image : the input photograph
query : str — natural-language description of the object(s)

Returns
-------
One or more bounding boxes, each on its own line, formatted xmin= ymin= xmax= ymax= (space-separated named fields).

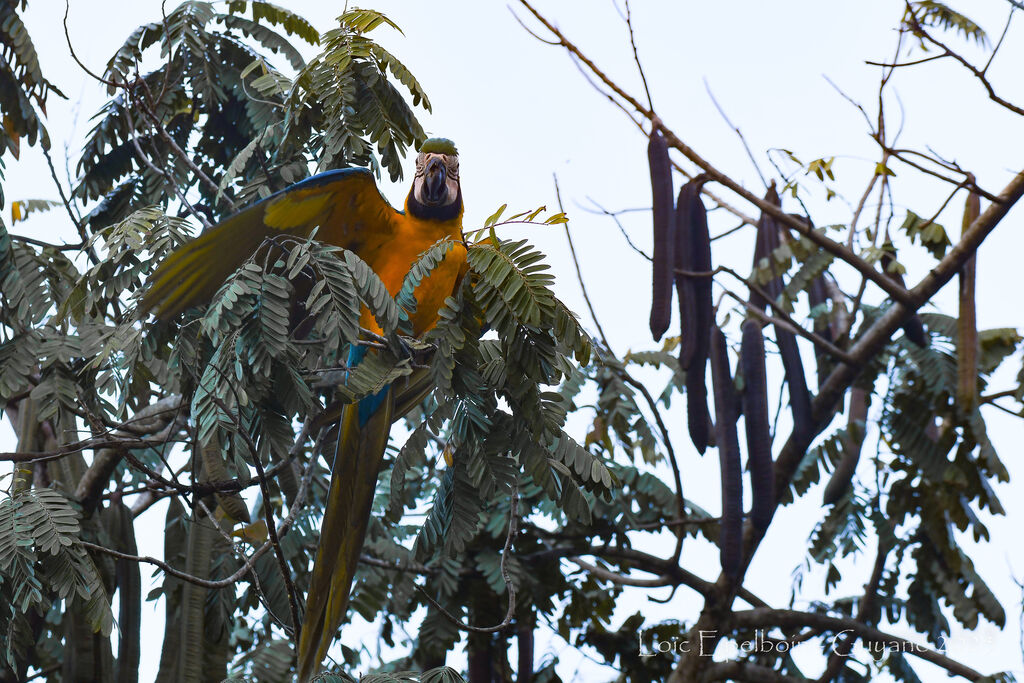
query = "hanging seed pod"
xmin=674 ymin=182 xmax=699 ymax=368
xmin=880 ymin=245 xmax=927 ymax=347
xmin=807 ymin=274 xmax=833 ymax=390
xmin=648 ymin=129 xmax=675 ymax=341
xmin=958 ymin=187 xmax=980 ymax=414
xmin=749 ymin=191 xmax=813 ymax=437
xmin=750 ymin=184 xmax=783 ymax=309
xmin=688 ymin=178 xmax=713 ymax=370
xmin=682 ymin=178 xmax=713 ymax=454
xmin=710 ymin=326 xmax=743 ymax=577
xmin=740 ymin=319 xmax=774 ymax=531
xmin=112 ymin=501 xmax=141 ymax=683
xmin=776 ymin=328 xmax=812 ymax=438
xmin=686 ymin=367 xmax=710 ymax=455
xmin=823 ymin=387 xmax=868 ymax=505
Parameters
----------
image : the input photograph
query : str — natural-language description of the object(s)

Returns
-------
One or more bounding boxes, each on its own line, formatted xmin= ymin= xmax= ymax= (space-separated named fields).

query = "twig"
xmin=704 ymin=79 xmax=769 ymax=188
xmin=983 ymin=7 xmax=1016 ymax=74
xmin=135 ymin=76 xmax=238 ymax=210
xmin=582 ymin=197 xmax=652 ymax=261
xmin=622 ymin=0 xmax=653 ymax=112
xmin=41 ymin=144 xmax=100 ymax=266
xmin=124 ymin=96 xmax=212 ymax=229
xmin=863 ymin=54 xmax=947 ymax=68
xmin=1 ymin=435 xmax=189 ymax=463
xmin=618 ymin=370 xmax=685 ymax=565
xmin=816 ymin=531 xmax=890 ymax=681
xmin=81 ymin=447 xmax=316 ymax=590
xmin=847 ymin=173 xmax=879 ymax=249
xmin=211 ymin=395 xmax=303 ymax=643
xmin=7 ymin=234 xmax=86 ymax=251
xmin=359 ymin=554 xmax=433 ymax=575
xmin=904 ymin=4 xmax=1024 ymax=117
xmin=706 ymin=265 xmax=857 ymax=364
xmin=554 ymin=175 xmax=611 ymax=349
xmin=416 ymin=485 xmax=519 ymax=633
xmin=569 ymin=556 xmax=672 ymax=588
xmin=721 ymin=290 xmax=856 ymax=366
xmin=62 ymin=0 xmax=122 ymax=88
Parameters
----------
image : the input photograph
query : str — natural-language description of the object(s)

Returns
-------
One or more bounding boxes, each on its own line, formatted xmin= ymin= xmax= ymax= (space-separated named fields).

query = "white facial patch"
xmin=413 ymin=152 xmax=460 ymax=205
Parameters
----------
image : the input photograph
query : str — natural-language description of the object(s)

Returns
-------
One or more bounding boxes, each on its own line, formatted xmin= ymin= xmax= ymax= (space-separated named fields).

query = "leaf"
xmin=484 ymin=203 xmax=507 ymax=228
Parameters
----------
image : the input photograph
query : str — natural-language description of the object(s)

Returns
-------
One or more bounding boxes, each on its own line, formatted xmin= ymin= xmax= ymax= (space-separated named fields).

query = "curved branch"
xmin=731 ymin=608 xmax=984 ymax=681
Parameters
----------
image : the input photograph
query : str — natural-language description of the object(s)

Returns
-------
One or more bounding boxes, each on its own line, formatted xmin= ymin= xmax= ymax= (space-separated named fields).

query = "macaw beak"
xmin=423 ymin=157 xmax=447 ymax=204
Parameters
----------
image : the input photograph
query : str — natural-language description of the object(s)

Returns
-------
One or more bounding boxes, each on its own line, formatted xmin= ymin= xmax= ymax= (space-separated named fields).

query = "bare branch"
xmin=904 ymin=5 xmax=1024 ymax=117
xmin=516 ymin=0 xmax=917 ymax=307
xmin=731 ymin=608 xmax=985 ymax=681
xmin=704 ymin=79 xmax=769 ymax=188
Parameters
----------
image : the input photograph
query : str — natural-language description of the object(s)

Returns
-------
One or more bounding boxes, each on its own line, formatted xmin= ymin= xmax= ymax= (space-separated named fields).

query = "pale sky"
xmin=3 ymin=1 xmax=1024 ymax=681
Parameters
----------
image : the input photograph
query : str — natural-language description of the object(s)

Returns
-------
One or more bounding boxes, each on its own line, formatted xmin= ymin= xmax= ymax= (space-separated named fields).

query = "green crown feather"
xmin=419 ymin=137 xmax=458 ymax=155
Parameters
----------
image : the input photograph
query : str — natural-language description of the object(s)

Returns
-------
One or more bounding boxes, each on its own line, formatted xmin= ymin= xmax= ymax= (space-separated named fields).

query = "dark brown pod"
xmin=823 ymin=387 xmax=868 ymax=505
xmin=740 ymin=319 xmax=774 ymax=531
xmin=686 ymin=364 xmax=710 ymax=455
xmin=776 ymin=328 xmax=812 ymax=438
xmin=674 ymin=182 xmax=698 ymax=368
xmin=750 ymin=184 xmax=783 ymax=309
xmin=688 ymin=180 xmax=713 ymax=370
xmin=648 ymin=129 xmax=675 ymax=341
xmin=682 ymin=179 xmax=713 ymax=455
xmin=710 ymin=325 xmax=742 ymax=577
xmin=807 ymin=274 xmax=832 ymax=390
xmin=902 ymin=315 xmax=928 ymax=348
xmin=880 ymin=246 xmax=927 ymax=348
xmin=957 ymin=188 xmax=980 ymax=413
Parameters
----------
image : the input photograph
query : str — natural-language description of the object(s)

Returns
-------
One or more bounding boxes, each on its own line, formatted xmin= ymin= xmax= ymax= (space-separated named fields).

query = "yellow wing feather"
xmin=141 ymin=168 xmax=398 ymax=318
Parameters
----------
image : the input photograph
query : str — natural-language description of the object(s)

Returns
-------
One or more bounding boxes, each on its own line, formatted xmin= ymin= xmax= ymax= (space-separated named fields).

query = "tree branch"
xmin=731 ymin=608 xmax=985 ymax=681
xmin=516 ymin=0 xmax=918 ymax=308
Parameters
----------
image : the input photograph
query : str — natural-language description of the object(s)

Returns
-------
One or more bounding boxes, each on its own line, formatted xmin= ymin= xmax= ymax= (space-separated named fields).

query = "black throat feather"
xmin=406 ymin=186 xmax=463 ymax=222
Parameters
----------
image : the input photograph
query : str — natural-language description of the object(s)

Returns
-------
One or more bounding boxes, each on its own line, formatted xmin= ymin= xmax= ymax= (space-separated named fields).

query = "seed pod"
xmin=686 ymin=365 xmax=710 ymax=455
xmin=880 ymin=245 xmax=928 ymax=347
xmin=958 ymin=187 xmax=980 ymax=414
xmin=648 ymin=129 xmax=675 ymax=341
xmin=750 ymin=185 xmax=783 ymax=309
xmin=823 ymin=387 xmax=868 ymax=505
xmin=682 ymin=179 xmax=713 ymax=454
xmin=807 ymin=274 xmax=833 ymax=390
xmin=112 ymin=501 xmax=141 ymax=683
xmin=776 ymin=328 xmax=812 ymax=438
xmin=710 ymin=325 xmax=742 ymax=577
xmin=688 ymin=179 xmax=713 ymax=371
xmin=740 ymin=319 xmax=774 ymax=531
xmin=674 ymin=182 xmax=698 ymax=368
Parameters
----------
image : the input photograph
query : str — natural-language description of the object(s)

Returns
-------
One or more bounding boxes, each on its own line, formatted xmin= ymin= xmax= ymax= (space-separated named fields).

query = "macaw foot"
xmin=387 ymin=332 xmax=414 ymax=361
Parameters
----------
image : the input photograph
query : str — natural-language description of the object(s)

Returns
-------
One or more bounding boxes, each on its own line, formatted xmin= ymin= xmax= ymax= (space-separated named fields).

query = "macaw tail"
xmin=297 ymin=387 xmax=395 ymax=681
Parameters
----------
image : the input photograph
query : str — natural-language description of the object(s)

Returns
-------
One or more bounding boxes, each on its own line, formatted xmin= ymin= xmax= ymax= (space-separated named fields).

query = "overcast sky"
xmin=3 ymin=1 xmax=1024 ymax=680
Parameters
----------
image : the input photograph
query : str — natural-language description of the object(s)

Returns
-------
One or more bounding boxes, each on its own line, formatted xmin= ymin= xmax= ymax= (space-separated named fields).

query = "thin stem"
xmin=553 ymin=175 xmax=612 ymax=349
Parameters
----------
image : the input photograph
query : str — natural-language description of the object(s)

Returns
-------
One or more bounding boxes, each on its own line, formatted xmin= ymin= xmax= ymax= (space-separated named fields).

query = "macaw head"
xmin=409 ymin=137 xmax=462 ymax=220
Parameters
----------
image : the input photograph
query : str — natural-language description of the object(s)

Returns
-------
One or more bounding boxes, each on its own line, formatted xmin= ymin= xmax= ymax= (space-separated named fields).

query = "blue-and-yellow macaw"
xmin=142 ymin=138 xmax=466 ymax=681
